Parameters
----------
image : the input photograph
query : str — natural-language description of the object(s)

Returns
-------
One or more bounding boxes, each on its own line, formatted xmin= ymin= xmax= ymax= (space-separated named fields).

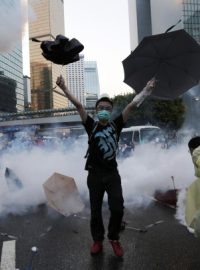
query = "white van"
xmin=119 ymin=125 xmax=166 ymax=147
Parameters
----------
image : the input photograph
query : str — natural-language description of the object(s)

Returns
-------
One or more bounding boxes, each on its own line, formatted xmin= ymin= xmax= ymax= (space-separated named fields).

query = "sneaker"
xmin=90 ymin=241 xmax=103 ymax=255
xmin=109 ymin=240 xmax=124 ymax=257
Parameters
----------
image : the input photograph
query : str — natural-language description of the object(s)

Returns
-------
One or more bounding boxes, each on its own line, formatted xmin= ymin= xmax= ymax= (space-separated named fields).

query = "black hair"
xmin=95 ymin=97 xmax=113 ymax=108
xmin=188 ymin=136 xmax=200 ymax=151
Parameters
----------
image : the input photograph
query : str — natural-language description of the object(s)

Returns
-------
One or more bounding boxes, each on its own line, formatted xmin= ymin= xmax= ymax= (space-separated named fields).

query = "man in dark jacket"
xmin=56 ymin=75 xmax=156 ymax=257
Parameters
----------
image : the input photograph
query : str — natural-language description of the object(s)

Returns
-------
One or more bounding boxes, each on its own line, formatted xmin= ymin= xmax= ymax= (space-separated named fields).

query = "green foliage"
xmin=112 ymin=93 xmax=185 ymax=130
xmin=151 ymin=98 xmax=185 ymax=130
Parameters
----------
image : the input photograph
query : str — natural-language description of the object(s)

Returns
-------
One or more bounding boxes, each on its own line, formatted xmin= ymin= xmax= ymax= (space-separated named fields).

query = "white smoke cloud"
xmin=0 ymin=0 xmax=35 ymax=52
xmin=119 ymin=143 xmax=193 ymax=205
xmin=0 ymin=138 xmax=88 ymax=216
xmin=0 ymin=135 xmax=195 ymax=220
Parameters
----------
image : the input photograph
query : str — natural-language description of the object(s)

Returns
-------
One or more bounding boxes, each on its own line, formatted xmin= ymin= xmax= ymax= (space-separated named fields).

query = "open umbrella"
xmin=122 ymin=29 xmax=200 ymax=99
xmin=43 ymin=172 xmax=84 ymax=217
xmin=32 ymin=34 xmax=84 ymax=65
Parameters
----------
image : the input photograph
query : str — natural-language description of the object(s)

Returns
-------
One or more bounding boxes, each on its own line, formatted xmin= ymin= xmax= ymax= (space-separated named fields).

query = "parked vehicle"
xmin=118 ymin=125 xmax=166 ymax=157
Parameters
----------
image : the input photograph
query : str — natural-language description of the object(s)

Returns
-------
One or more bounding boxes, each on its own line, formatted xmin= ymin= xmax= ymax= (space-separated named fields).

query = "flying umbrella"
xmin=32 ymin=34 xmax=84 ymax=65
xmin=43 ymin=172 xmax=84 ymax=217
xmin=122 ymin=29 xmax=200 ymax=99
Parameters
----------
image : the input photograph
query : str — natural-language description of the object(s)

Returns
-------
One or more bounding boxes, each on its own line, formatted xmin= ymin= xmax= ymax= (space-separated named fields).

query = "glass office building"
xmin=183 ymin=0 xmax=200 ymax=44
xmin=0 ymin=46 xmax=24 ymax=112
xmin=0 ymin=0 xmax=24 ymax=113
xmin=29 ymin=0 xmax=67 ymax=110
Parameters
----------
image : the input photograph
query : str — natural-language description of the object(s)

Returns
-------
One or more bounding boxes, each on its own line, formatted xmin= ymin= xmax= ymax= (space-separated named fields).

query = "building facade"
xmin=84 ymin=61 xmax=100 ymax=107
xmin=0 ymin=46 xmax=24 ymax=113
xmin=23 ymin=75 xmax=31 ymax=110
xmin=183 ymin=0 xmax=200 ymax=44
xmin=29 ymin=0 xmax=67 ymax=110
xmin=66 ymin=55 xmax=85 ymax=107
xmin=128 ymin=0 xmax=182 ymax=50
xmin=128 ymin=0 xmax=152 ymax=49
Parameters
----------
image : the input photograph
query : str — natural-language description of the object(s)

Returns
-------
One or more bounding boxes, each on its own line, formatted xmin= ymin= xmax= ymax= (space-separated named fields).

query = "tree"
xmin=151 ymin=98 xmax=185 ymax=130
xmin=112 ymin=93 xmax=185 ymax=130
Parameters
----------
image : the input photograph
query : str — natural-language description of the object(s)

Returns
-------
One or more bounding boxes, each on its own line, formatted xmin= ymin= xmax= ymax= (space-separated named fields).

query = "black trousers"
xmin=87 ymin=169 xmax=124 ymax=241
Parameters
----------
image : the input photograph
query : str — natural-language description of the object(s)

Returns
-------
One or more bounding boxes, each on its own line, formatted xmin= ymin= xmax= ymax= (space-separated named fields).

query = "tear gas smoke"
xmin=0 ymin=133 xmax=195 ymax=219
xmin=0 ymin=0 xmax=35 ymax=52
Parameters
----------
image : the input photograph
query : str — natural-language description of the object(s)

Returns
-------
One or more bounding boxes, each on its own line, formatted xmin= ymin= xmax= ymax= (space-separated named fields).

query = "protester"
xmin=56 ymin=75 xmax=156 ymax=257
xmin=185 ymin=136 xmax=200 ymax=237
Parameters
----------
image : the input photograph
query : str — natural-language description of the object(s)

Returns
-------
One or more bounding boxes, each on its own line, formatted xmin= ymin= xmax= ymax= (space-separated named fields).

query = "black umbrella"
xmin=32 ymin=34 xmax=84 ymax=65
xmin=122 ymin=29 xmax=200 ymax=99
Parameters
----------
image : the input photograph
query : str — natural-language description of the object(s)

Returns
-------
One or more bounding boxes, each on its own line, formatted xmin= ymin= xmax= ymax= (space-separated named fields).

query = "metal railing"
xmin=0 ymin=107 xmax=95 ymax=122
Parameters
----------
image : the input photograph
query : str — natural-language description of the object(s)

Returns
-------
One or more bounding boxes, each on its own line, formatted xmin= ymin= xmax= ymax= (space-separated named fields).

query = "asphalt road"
xmin=0 ymin=201 xmax=200 ymax=270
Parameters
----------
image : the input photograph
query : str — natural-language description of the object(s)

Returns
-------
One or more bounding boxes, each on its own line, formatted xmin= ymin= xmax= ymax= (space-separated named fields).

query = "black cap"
xmin=95 ymin=97 xmax=113 ymax=108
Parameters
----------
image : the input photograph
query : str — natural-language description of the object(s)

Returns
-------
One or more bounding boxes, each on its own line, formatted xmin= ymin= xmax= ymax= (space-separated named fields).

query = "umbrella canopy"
xmin=43 ymin=172 xmax=84 ymax=217
xmin=32 ymin=35 xmax=84 ymax=65
xmin=154 ymin=189 xmax=179 ymax=208
xmin=122 ymin=29 xmax=200 ymax=99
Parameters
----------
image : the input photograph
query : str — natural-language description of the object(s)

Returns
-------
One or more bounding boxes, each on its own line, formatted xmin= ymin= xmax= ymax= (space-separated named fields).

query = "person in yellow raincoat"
xmin=185 ymin=136 xmax=200 ymax=237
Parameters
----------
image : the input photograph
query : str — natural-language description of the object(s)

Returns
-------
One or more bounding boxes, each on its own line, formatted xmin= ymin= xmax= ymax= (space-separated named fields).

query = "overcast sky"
xmin=64 ymin=0 xmax=133 ymax=97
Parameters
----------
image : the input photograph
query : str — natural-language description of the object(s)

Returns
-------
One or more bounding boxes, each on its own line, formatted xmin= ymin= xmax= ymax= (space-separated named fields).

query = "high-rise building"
xmin=183 ymin=1 xmax=200 ymax=44
xmin=84 ymin=61 xmax=100 ymax=107
xmin=29 ymin=0 xmax=67 ymax=110
xmin=0 ymin=0 xmax=25 ymax=113
xmin=66 ymin=55 xmax=85 ymax=107
xmin=128 ymin=0 xmax=183 ymax=50
xmin=0 ymin=72 xmax=17 ymax=113
xmin=0 ymin=45 xmax=24 ymax=113
xmin=84 ymin=61 xmax=100 ymax=96
xmin=23 ymin=75 xmax=31 ymax=110
xmin=128 ymin=0 xmax=152 ymax=50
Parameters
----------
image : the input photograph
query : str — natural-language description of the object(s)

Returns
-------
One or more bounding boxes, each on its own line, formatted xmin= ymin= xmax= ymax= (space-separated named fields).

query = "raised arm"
xmin=56 ymin=75 xmax=88 ymax=123
xmin=122 ymin=77 xmax=156 ymax=123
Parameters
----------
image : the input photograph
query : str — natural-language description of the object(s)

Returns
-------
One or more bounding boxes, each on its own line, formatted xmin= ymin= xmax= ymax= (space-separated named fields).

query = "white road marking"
xmin=0 ymin=240 xmax=16 ymax=270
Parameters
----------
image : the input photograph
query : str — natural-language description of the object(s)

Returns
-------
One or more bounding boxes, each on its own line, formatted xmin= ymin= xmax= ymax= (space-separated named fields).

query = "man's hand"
xmin=129 ymin=77 xmax=157 ymax=108
xmin=122 ymin=77 xmax=157 ymax=122
xmin=56 ymin=75 xmax=67 ymax=91
xmin=146 ymin=77 xmax=157 ymax=92
xmin=56 ymin=75 xmax=88 ymax=122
